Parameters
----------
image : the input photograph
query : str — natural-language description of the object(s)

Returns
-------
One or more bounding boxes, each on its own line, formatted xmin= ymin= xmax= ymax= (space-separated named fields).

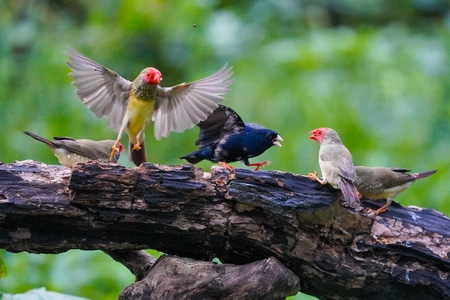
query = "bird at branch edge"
xmin=180 ymin=105 xmax=283 ymax=171
xmin=65 ymin=47 xmax=234 ymax=166
xmin=355 ymin=166 xmax=437 ymax=215
xmin=23 ymin=131 xmax=123 ymax=168
xmin=308 ymin=127 xmax=359 ymax=205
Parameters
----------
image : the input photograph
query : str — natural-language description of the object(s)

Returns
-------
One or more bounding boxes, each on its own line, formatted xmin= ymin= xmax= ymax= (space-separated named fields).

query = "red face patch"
xmin=142 ymin=67 xmax=162 ymax=85
xmin=309 ymin=127 xmax=327 ymax=143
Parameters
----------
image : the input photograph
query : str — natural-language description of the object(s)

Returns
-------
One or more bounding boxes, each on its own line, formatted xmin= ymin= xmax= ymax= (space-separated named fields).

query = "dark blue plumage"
xmin=180 ymin=105 xmax=282 ymax=170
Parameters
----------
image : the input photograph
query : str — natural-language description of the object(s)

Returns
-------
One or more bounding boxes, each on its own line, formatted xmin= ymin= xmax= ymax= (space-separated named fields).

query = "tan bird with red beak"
xmin=355 ymin=166 xmax=437 ymax=215
xmin=66 ymin=47 xmax=233 ymax=166
xmin=24 ymin=131 xmax=123 ymax=168
xmin=309 ymin=127 xmax=359 ymax=205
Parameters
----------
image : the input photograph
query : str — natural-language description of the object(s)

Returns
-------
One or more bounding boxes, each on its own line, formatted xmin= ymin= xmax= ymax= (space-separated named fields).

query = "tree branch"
xmin=0 ymin=160 xmax=449 ymax=299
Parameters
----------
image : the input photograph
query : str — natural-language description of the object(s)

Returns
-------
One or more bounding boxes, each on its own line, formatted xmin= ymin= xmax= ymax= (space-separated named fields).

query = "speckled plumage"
xmin=355 ymin=166 xmax=437 ymax=214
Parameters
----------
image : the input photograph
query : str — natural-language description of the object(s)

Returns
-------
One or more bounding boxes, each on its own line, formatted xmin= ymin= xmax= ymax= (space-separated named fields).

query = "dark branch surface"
xmin=0 ymin=160 xmax=449 ymax=299
xmin=119 ymin=255 xmax=299 ymax=300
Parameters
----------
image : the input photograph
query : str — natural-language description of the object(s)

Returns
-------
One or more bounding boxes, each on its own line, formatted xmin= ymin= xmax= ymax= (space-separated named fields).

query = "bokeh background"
xmin=0 ymin=1 xmax=449 ymax=299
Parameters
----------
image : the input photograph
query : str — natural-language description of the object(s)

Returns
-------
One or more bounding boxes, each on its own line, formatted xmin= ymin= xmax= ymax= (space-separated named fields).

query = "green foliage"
xmin=0 ymin=1 xmax=448 ymax=299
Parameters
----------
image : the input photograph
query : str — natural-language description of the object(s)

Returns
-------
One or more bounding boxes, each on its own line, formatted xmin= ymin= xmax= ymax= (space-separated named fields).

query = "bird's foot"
xmin=373 ymin=206 xmax=389 ymax=215
xmin=218 ymin=162 xmax=234 ymax=171
xmin=308 ymin=171 xmax=327 ymax=185
xmin=247 ymin=161 xmax=270 ymax=171
xmin=110 ymin=141 xmax=120 ymax=161
xmin=132 ymin=142 xmax=141 ymax=151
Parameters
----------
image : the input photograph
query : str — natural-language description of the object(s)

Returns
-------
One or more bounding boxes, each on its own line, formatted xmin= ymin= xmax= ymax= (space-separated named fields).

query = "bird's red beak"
xmin=309 ymin=130 xmax=318 ymax=141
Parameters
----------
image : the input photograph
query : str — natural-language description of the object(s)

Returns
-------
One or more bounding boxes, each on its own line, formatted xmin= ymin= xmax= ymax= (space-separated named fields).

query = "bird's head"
xmin=141 ymin=67 xmax=162 ymax=85
xmin=116 ymin=142 xmax=124 ymax=154
xmin=309 ymin=127 xmax=329 ymax=143
xmin=309 ymin=127 xmax=342 ymax=145
xmin=256 ymin=128 xmax=283 ymax=149
xmin=111 ymin=141 xmax=124 ymax=160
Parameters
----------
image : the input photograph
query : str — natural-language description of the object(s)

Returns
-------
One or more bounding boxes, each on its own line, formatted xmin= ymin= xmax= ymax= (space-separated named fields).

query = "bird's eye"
xmin=266 ymin=133 xmax=272 ymax=138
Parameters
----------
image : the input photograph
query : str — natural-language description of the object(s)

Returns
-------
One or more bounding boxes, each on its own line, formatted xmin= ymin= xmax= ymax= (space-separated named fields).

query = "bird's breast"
xmin=126 ymin=95 xmax=155 ymax=137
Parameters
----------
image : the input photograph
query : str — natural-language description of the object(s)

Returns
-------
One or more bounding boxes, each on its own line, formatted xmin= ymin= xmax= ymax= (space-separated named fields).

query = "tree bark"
xmin=0 ymin=160 xmax=449 ymax=299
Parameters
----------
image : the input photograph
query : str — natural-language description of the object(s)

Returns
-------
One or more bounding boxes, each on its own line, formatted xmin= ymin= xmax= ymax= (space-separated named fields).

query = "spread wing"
xmin=152 ymin=64 xmax=233 ymax=140
xmin=65 ymin=46 xmax=132 ymax=132
xmin=194 ymin=105 xmax=245 ymax=147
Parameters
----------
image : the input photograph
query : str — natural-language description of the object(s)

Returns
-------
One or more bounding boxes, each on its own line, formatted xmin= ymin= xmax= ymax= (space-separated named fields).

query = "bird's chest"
xmin=126 ymin=94 xmax=155 ymax=136
xmin=52 ymin=149 xmax=90 ymax=168
xmin=214 ymin=132 xmax=265 ymax=162
xmin=318 ymin=151 xmax=340 ymax=186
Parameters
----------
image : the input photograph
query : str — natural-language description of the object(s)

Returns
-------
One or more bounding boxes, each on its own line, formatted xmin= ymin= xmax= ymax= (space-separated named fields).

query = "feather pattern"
xmin=153 ymin=64 xmax=234 ymax=140
xmin=180 ymin=105 xmax=282 ymax=170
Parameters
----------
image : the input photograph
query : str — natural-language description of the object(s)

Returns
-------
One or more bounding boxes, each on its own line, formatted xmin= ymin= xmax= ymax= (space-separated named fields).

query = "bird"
xmin=65 ymin=47 xmax=233 ymax=166
xmin=23 ymin=131 xmax=123 ymax=168
xmin=180 ymin=105 xmax=283 ymax=171
xmin=355 ymin=166 xmax=437 ymax=215
xmin=308 ymin=127 xmax=359 ymax=205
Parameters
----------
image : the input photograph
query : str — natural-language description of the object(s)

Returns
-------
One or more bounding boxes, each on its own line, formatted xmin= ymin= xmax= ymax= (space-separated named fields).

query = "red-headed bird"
xmin=355 ymin=166 xmax=437 ymax=214
xmin=66 ymin=47 xmax=233 ymax=166
xmin=24 ymin=131 xmax=123 ymax=168
xmin=180 ymin=105 xmax=283 ymax=171
xmin=309 ymin=127 xmax=359 ymax=205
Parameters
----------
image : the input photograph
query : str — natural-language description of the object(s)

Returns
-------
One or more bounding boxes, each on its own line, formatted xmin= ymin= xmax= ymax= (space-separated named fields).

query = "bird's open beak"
xmin=273 ymin=135 xmax=283 ymax=147
xmin=309 ymin=131 xmax=317 ymax=141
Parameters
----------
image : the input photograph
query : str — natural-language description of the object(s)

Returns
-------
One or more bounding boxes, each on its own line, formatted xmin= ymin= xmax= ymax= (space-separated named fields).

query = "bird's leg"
xmin=218 ymin=162 xmax=234 ymax=171
xmin=110 ymin=139 xmax=122 ymax=161
xmin=132 ymin=130 xmax=145 ymax=151
xmin=373 ymin=199 xmax=392 ymax=215
xmin=308 ymin=171 xmax=327 ymax=185
xmin=246 ymin=161 xmax=270 ymax=171
xmin=111 ymin=121 xmax=127 ymax=160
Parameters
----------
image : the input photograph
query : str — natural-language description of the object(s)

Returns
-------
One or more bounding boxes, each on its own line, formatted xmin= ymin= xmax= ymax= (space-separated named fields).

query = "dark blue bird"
xmin=180 ymin=105 xmax=283 ymax=170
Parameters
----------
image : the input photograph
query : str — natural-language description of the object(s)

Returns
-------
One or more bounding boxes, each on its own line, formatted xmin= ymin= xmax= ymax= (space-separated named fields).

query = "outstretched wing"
xmin=195 ymin=105 xmax=245 ymax=147
xmin=65 ymin=46 xmax=132 ymax=132
xmin=152 ymin=64 xmax=233 ymax=140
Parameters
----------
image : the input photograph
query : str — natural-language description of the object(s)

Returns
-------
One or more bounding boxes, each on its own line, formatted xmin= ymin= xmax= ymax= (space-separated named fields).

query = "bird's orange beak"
xmin=309 ymin=130 xmax=317 ymax=141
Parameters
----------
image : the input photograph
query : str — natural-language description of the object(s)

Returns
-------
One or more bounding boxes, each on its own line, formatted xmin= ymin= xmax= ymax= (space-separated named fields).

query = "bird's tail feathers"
xmin=129 ymin=141 xmax=147 ymax=166
xmin=180 ymin=150 xmax=205 ymax=164
xmin=338 ymin=178 xmax=360 ymax=205
xmin=412 ymin=170 xmax=437 ymax=180
xmin=23 ymin=131 xmax=57 ymax=148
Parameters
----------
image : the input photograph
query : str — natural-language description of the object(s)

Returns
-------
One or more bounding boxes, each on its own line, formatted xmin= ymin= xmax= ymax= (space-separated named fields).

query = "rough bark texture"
xmin=0 ymin=160 xmax=449 ymax=299
xmin=119 ymin=255 xmax=299 ymax=300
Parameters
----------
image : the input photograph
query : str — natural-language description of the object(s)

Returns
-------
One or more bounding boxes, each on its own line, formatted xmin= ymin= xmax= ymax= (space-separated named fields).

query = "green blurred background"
xmin=0 ymin=0 xmax=449 ymax=299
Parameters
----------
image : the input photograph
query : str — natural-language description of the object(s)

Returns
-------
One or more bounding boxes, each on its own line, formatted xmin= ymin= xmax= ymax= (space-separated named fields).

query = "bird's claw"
xmin=307 ymin=170 xmax=319 ymax=177
xmin=374 ymin=207 xmax=388 ymax=215
xmin=308 ymin=171 xmax=327 ymax=185
xmin=110 ymin=143 xmax=118 ymax=161
xmin=132 ymin=143 xmax=141 ymax=151
xmin=247 ymin=161 xmax=270 ymax=171
xmin=219 ymin=162 xmax=234 ymax=171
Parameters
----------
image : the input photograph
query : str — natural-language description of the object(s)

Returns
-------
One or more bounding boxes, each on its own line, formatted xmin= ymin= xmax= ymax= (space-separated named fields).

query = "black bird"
xmin=180 ymin=105 xmax=283 ymax=170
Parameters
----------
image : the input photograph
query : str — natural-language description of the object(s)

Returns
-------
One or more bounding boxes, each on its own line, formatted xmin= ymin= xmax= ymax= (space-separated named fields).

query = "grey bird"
xmin=355 ymin=166 xmax=437 ymax=215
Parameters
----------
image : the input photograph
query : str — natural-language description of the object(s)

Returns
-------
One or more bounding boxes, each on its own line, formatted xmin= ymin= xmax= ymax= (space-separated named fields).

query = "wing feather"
xmin=152 ymin=64 xmax=233 ymax=140
xmin=65 ymin=47 xmax=131 ymax=132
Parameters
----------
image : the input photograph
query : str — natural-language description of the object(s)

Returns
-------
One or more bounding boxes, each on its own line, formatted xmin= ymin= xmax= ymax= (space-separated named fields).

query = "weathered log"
xmin=0 ymin=160 xmax=449 ymax=299
xmin=118 ymin=255 xmax=300 ymax=300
